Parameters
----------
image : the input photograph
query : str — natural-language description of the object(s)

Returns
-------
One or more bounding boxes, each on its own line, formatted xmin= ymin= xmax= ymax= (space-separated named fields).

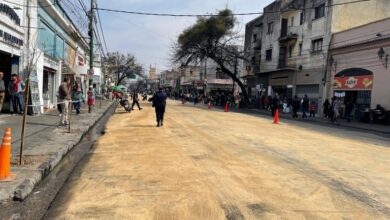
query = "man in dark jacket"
xmin=131 ymin=91 xmax=142 ymax=110
xmin=292 ymin=95 xmax=300 ymax=119
xmin=301 ymin=94 xmax=309 ymax=119
xmin=152 ymin=88 xmax=167 ymax=127
xmin=58 ymin=78 xmax=71 ymax=126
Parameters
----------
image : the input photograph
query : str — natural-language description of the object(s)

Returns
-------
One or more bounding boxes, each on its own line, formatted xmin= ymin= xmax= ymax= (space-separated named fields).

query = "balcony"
xmin=280 ymin=0 xmax=304 ymax=12
xmin=279 ymin=26 xmax=299 ymax=43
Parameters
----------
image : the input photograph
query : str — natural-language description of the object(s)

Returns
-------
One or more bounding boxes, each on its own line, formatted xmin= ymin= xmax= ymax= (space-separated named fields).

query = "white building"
xmin=0 ymin=0 xmax=25 ymax=112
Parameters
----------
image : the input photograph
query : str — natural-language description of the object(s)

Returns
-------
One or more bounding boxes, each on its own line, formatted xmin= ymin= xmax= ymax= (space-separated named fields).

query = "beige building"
xmin=329 ymin=18 xmax=390 ymax=121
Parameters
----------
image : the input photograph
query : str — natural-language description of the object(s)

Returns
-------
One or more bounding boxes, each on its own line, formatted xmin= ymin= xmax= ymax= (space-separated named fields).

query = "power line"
xmin=93 ymin=0 xmax=370 ymax=17
xmin=95 ymin=0 xmax=109 ymax=54
xmin=94 ymin=8 xmax=261 ymax=17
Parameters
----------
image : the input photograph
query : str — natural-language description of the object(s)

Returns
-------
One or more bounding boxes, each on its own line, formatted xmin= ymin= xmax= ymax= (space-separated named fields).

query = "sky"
xmin=94 ymin=0 xmax=274 ymax=73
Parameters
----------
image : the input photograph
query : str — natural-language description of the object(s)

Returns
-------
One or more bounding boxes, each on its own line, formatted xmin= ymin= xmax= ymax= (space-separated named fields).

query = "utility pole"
xmin=88 ymin=0 xmax=95 ymax=86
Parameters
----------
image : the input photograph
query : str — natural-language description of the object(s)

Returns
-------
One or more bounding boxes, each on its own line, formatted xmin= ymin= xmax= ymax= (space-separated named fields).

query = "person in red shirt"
xmin=87 ymin=87 xmax=95 ymax=113
xmin=309 ymin=101 xmax=317 ymax=117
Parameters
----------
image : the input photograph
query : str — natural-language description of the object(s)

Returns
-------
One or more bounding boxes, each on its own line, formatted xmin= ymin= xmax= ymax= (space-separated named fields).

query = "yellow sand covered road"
xmin=45 ymin=100 xmax=390 ymax=219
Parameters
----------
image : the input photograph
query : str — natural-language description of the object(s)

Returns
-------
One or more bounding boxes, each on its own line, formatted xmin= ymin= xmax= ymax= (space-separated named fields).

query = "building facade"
xmin=0 ymin=0 xmax=25 ymax=112
xmin=30 ymin=0 xmax=90 ymax=113
xmin=328 ymin=18 xmax=390 ymax=120
xmin=244 ymin=0 xmax=390 ymax=113
xmin=243 ymin=15 xmax=263 ymax=98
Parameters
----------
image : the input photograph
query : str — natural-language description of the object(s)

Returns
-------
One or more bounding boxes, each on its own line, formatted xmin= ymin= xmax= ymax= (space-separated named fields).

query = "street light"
xmin=378 ymin=47 xmax=388 ymax=69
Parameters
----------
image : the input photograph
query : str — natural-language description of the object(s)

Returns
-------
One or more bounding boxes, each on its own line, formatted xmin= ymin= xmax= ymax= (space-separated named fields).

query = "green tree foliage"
xmin=173 ymin=9 xmax=248 ymax=101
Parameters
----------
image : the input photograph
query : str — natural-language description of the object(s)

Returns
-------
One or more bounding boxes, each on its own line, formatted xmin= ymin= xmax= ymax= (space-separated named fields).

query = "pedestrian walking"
xmin=309 ymin=101 xmax=317 ymax=117
xmin=292 ymin=95 xmax=300 ymax=119
xmin=331 ymin=96 xmax=341 ymax=123
xmin=131 ymin=91 xmax=142 ymax=110
xmin=72 ymin=84 xmax=84 ymax=114
xmin=87 ymin=86 xmax=95 ymax=113
xmin=8 ymin=74 xmax=25 ymax=115
xmin=301 ymin=94 xmax=309 ymax=119
xmin=0 ymin=72 xmax=5 ymax=113
xmin=323 ymin=99 xmax=330 ymax=118
xmin=58 ymin=77 xmax=71 ymax=126
xmin=152 ymin=87 xmax=167 ymax=127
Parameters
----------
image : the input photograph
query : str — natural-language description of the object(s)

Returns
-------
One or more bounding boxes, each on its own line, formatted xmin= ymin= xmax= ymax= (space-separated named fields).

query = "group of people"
xmin=290 ymin=95 xmax=317 ymax=119
xmin=57 ymin=78 xmax=97 ymax=126
xmin=0 ymin=72 xmax=26 ymax=115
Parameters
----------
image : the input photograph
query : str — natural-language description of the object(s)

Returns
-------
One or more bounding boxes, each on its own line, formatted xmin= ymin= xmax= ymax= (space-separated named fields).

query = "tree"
xmin=173 ymin=9 xmax=249 ymax=102
xmin=103 ymin=52 xmax=141 ymax=86
xmin=20 ymin=34 xmax=44 ymax=165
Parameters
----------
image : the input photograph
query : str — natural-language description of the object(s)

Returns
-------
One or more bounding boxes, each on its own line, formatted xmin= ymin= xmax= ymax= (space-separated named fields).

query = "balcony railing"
xmin=279 ymin=26 xmax=299 ymax=43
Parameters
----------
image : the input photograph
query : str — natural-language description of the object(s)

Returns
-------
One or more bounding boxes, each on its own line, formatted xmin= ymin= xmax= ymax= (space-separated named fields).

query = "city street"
xmin=43 ymin=100 xmax=390 ymax=219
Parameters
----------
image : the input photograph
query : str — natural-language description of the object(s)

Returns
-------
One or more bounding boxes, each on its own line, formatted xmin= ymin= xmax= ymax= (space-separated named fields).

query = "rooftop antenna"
xmin=225 ymin=0 xmax=229 ymax=9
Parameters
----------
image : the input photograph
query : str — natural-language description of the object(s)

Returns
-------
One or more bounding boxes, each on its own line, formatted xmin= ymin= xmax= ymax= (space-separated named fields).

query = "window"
xmin=288 ymin=45 xmax=293 ymax=58
xmin=312 ymin=38 xmax=323 ymax=53
xmin=267 ymin=22 xmax=274 ymax=34
xmin=253 ymin=34 xmax=257 ymax=42
xmin=290 ymin=16 xmax=294 ymax=26
xmin=300 ymin=12 xmax=304 ymax=25
xmin=299 ymin=43 xmax=302 ymax=56
xmin=314 ymin=4 xmax=325 ymax=19
xmin=266 ymin=49 xmax=272 ymax=61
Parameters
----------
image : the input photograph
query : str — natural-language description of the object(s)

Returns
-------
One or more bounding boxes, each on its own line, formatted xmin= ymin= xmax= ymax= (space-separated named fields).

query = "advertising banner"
xmin=333 ymin=75 xmax=373 ymax=90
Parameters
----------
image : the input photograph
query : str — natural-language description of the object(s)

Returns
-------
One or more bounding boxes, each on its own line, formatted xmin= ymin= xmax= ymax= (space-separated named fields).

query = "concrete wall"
xmin=331 ymin=0 xmax=390 ymax=33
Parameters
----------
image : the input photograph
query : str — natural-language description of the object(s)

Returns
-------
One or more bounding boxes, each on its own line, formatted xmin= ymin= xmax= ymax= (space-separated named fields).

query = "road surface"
xmin=44 ymin=100 xmax=390 ymax=219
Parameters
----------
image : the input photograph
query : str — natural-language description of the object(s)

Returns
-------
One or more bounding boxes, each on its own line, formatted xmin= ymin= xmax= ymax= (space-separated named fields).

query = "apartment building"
xmin=245 ymin=0 xmax=390 ymax=112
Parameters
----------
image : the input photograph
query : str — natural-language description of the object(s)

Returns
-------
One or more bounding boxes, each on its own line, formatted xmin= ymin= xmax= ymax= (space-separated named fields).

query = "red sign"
xmin=333 ymin=75 xmax=373 ymax=90
xmin=78 ymin=55 xmax=84 ymax=66
xmin=196 ymin=80 xmax=205 ymax=86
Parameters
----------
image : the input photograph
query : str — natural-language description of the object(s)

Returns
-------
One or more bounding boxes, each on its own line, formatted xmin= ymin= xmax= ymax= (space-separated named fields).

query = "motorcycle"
xmin=119 ymin=96 xmax=131 ymax=113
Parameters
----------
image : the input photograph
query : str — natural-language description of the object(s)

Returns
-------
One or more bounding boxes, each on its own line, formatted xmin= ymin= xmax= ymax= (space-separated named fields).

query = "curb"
xmin=177 ymin=101 xmax=390 ymax=135
xmin=11 ymin=101 xmax=118 ymax=201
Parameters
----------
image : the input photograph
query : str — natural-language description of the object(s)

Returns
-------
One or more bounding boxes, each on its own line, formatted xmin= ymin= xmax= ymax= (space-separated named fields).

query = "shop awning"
xmin=256 ymin=68 xmax=297 ymax=74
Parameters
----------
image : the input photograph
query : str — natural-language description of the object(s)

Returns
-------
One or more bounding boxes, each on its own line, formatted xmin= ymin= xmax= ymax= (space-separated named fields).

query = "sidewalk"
xmin=178 ymin=100 xmax=390 ymax=135
xmin=0 ymin=100 xmax=116 ymax=201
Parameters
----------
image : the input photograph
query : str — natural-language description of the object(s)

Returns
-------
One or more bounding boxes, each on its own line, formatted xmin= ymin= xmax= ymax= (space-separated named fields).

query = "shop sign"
xmin=44 ymin=57 xmax=58 ymax=70
xmin=78 ymin=55 xmax=84 ymax=66
xmin=196 ymin=80 xmax=205 ymax=86
xmin=0 ymin=3 xmax=21 ymax=25
xmin=0 ymin=30 xmax=23 ymax=46
xmin=333 ymin=75 xmax=373 ymax=90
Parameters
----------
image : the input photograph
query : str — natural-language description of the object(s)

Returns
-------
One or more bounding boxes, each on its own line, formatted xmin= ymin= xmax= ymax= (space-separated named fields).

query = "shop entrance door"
xmin=0 ymin=51 xmax=12 ymax=112
xmin=43 ymin=68 xmax=56 ymax=109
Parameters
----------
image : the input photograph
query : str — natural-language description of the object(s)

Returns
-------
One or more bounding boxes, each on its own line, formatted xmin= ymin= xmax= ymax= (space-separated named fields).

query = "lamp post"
xmin=378 ymin=47 xmax=388 ymax=69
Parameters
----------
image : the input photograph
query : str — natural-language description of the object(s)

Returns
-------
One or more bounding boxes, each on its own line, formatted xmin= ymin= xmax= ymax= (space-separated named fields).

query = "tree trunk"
xmin=116 ymin=75 xmax=126 ymax=86
xmin=213 ymin=59 xmax=249 ymax=104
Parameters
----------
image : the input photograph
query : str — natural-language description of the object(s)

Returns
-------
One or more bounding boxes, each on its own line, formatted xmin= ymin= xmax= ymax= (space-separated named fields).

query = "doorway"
xmin=43 ymin=67 xmax=56 ymax=109
xmin=0 ymin=51 xmax=12 ymax=112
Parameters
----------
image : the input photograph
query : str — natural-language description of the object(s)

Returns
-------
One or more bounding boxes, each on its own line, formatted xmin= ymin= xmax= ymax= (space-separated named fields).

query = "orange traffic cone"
xmin=224 ymin=102 xmax=229 ymax=112
xmin=0 ymin=128 xmax=11 ymax=179
xmin=208 ymin=101 xmax=211 ymax=109
xmin=273 ymin=109 xmax=279 ymax=124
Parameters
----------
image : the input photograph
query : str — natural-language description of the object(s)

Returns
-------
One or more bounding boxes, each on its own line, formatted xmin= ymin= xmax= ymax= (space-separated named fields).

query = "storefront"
xmin=267 ymin=70 xmax=294 ymax=103
xmin=42 ymin=56 xmax=60 ymax=110
xmin=329 ymin=17 xmax=390 ymax=124
xmin=206 ymin=79 xmax=233 ymax=94
xmin=0 ymin=2 xmax=24 ymax=112
xmin=331 ymin=68 xmax=373 ymax=118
